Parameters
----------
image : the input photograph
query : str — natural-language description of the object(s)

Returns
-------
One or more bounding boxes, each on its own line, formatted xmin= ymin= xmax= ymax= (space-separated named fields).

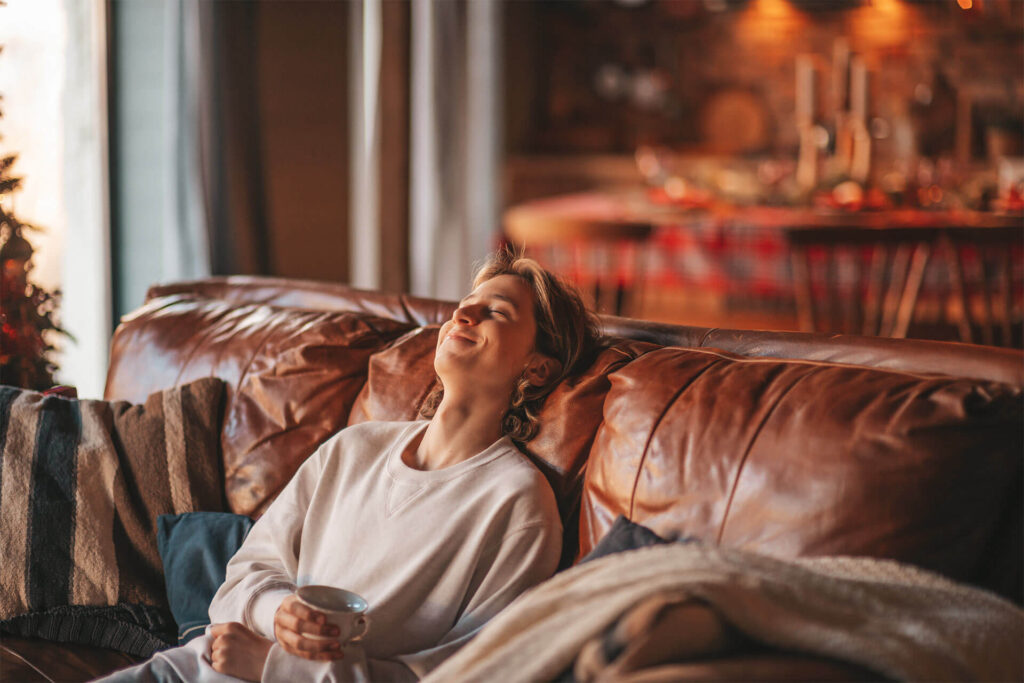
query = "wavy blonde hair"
xmin=421 ymin=249 xmax=600 ymax=442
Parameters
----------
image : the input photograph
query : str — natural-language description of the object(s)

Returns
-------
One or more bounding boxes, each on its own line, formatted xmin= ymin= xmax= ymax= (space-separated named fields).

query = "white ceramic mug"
xmin=295 ymin=585 xmax=370 ymax=644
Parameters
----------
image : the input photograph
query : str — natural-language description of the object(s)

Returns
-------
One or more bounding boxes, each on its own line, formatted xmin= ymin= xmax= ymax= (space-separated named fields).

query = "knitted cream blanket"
xmin=423 ymin=543 xmax=1024 ymax=682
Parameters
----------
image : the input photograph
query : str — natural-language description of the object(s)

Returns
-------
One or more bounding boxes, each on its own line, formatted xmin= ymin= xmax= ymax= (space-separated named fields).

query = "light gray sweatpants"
xmin=96 ymin=633 xmax=372 ymax=683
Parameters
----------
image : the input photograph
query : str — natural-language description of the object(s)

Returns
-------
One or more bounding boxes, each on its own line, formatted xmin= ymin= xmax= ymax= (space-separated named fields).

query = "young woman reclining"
xmin=100 ymin=250 xmax=600 ymax=682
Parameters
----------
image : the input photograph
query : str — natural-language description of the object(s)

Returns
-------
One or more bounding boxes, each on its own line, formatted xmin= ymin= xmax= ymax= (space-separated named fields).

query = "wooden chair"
xmin=787 ymin=223 xmax=1024 ymax=347
xmin=937 ymin=226 xmax=1024 ymax=348
xmin=787 ymin=226 xmax=938 ymax=339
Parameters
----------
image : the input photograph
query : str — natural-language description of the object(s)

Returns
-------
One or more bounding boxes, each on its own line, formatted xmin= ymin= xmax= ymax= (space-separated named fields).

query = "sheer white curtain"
xmin=110 ymin=0 xmax=218 ymax=321
xmin=164 ymin=0 xmax=212 ymax=281
xmin=61 ymin=0 xmax=111 ymax=397
xmin=348 ymin=0 xmax=500 ymax=296
xmin=408 ymin=0 xmax=501 ymax=300
xmin=349 ymin=0 xmax=383 ymax=289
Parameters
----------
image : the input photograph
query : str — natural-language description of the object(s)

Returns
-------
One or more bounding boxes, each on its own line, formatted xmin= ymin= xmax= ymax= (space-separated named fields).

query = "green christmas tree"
xmin=0 ymin=44 xmax=71 ymax=390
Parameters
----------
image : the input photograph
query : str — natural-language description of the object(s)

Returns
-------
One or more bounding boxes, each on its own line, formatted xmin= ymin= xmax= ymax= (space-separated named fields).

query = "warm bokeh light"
xmin=957 ymin=0 xmax=973 ymax=9
xmin=849 ymin=0 xmax=914 ymax=47
xmin=735 ymin=0 xmax=806 ymax=44
xmin=751 ymin=0 xmax=796 ymax=20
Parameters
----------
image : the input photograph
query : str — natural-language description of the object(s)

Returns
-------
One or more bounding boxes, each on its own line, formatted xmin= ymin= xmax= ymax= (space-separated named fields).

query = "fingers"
xmin=281 ymin=595 xmax=326 ymax=625
xmin=276 ymin=608 xmax=340 ymax=639
xmin=275 ymin=626 xmax=345 ymax=660
xmin=209 ymin=622 xmax=238 ymax=638
xmin=273 ymin=595 xmax=345 ymax=661
xmin=209 ymin=621 xmax=256 ymax=645
xmin=208 ymin=623 xmax=273 ymax=681
xmin=209 ymin=622 xmax=256 ymax=653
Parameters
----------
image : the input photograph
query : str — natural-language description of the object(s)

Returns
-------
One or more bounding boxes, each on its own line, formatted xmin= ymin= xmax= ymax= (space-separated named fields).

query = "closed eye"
xmin=489 ymin=308 xmax=510 ymax=319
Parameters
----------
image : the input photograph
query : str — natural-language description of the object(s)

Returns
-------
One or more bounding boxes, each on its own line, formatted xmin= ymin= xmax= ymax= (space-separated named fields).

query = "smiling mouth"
xmin=445 ymin=331 xmax=476 ymax=344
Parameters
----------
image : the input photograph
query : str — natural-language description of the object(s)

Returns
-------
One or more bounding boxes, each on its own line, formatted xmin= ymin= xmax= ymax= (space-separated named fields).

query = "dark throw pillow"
xmin=157 ymin=511 xmax=255 ymax=644
xmin=0 ymin=377 xmax=226 ymax=657
xmin=579 ymin=516 xmax=676 ymax=565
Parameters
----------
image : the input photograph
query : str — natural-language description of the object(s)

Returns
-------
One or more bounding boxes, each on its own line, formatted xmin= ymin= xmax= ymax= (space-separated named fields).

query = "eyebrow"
xmin=462 ymin=292 xmax=520 ymax=310
xmin=489 ymin=293 xmax=519 ymax=309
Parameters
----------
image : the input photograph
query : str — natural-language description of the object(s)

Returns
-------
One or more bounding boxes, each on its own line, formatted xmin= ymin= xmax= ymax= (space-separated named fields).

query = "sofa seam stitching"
xmin=222 ymin=314 xmax=313 ymax=482
xmin=230 ymin=315 xmax=295 ymax=408
xmin=714 ymin=369 xmax=812 ymax=546
xmin=0 ymin=643 xmax=56 ymax=683
xmin=170 ymin=304 xmax=237 ymax=389
xmin=627 ymin=358 xmax=723 ymax=520
xmin=698 ymin=328 xmax=719 ymax=348
xmin=398 ymin=295 xmax=421 ymax=326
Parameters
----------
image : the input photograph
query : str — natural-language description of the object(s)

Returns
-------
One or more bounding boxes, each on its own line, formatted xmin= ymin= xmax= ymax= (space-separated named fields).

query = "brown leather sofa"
xmin=2 ymin=275 xmax=1021 ymax=681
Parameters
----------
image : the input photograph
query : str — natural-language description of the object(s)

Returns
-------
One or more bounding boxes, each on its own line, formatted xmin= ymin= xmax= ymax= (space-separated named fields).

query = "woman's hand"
xmin=209 ymin=622 xmax=274 ymax=681
xmin=273 ymin=594 xmax=345 ymax=661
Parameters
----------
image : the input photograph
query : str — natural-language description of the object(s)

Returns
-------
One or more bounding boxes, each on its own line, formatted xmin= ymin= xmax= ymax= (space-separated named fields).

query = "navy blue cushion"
xmin=156 ymin=512 xmax=254 ymax=643
xmin=580 ymin=516 xmax=695 ymax=565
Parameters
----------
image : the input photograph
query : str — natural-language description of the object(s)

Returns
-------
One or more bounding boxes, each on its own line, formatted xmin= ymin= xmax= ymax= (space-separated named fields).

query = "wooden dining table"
xmin=503 ymin=189 xmax=1024 ymax=343
xmin=504 ymin=189 xmax=1022 ymax=238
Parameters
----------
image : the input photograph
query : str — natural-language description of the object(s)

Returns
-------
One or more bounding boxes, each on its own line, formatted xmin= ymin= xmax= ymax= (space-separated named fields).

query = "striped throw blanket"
xmin=0 ymin=378 xmax=225 ymax=657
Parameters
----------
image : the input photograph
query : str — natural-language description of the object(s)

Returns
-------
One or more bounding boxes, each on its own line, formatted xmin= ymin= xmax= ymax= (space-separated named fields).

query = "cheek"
xmin=510 ymin=327 xmax=538 ymax=358
xmin=436 ymin=323 xmax=451 ymax=350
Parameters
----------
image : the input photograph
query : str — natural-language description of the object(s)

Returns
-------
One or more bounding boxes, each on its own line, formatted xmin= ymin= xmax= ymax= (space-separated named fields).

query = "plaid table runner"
xmin=524 ymin=213 xmax=1023 ymax=319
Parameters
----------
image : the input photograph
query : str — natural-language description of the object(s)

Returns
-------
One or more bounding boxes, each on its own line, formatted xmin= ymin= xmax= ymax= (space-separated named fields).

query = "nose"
xmin=454 ymin=303 xmax=481 ymax=326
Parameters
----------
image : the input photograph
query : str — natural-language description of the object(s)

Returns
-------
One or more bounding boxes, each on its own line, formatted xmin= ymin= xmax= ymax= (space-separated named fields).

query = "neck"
xmin=414 ymin=388 xmax=507 ymax=471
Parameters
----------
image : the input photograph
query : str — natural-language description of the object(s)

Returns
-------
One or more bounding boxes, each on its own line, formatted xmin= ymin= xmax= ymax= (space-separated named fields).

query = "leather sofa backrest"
xmin=581 ymin=346 xmax=1022 ymax=602
xmin=105 ymin=277 xmax=1024 ymax=603
xmin=149 ymin=276 xmax=1024 ymax=385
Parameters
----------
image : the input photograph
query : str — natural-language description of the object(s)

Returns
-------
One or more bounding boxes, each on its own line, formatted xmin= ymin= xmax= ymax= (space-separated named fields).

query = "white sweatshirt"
xmin=208 ymin=420 xmax=562 ymax=682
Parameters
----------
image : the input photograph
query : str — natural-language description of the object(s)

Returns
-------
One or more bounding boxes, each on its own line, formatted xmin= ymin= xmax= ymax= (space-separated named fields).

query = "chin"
xmin=432 ymin=351 xmax=464 ymax=380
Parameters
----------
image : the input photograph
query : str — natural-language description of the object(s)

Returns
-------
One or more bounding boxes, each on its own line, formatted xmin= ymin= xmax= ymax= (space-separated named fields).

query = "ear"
xmin=524 ymin=354 xmax=562 ymax=388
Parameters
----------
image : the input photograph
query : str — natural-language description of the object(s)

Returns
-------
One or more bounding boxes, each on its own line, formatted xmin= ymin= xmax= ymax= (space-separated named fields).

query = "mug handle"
xmin=349 ymin=615 xmax=370 ymax=642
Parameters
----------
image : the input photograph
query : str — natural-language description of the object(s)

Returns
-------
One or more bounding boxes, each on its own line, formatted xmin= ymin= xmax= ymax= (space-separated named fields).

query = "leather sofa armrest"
xmin=0 ymin=637 xmax=141 ymax=683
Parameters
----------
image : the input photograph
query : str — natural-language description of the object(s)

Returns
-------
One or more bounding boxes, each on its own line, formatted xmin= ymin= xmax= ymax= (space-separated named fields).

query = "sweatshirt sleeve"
xmin=207 ymin=446 xmax=325 ymax=638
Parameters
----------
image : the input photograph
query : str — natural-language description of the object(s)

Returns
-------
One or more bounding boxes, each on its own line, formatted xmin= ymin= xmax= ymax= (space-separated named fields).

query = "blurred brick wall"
xmin=505 ymin=0 xmax=1023 ymax=159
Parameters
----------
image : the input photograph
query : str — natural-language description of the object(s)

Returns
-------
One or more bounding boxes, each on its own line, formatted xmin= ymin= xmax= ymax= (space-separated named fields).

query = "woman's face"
xmin=434 ymin=274 xmax=546 ymax=394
